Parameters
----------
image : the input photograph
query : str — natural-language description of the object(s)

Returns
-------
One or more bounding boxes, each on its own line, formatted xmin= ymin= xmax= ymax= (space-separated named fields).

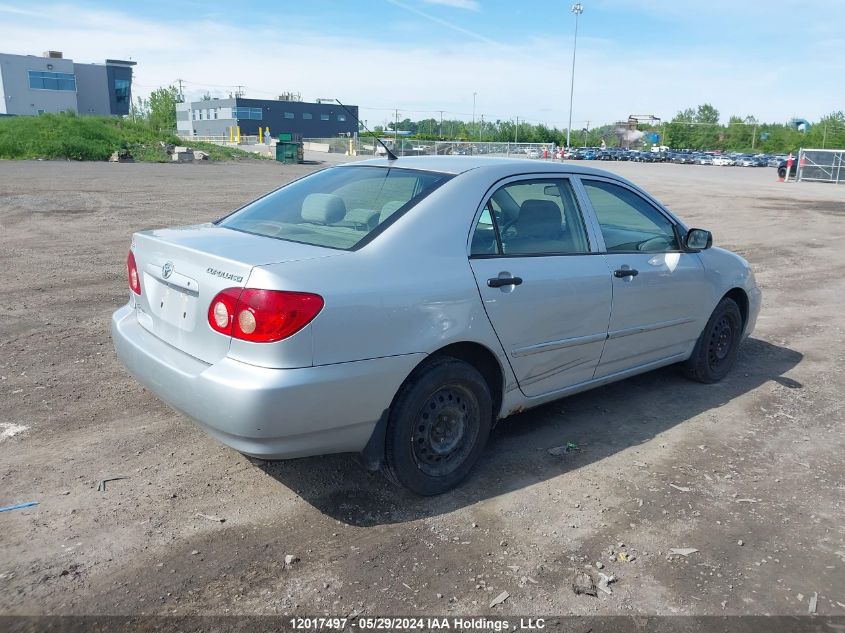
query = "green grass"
xmin=0 ymin=112 xmax=263 ymax=162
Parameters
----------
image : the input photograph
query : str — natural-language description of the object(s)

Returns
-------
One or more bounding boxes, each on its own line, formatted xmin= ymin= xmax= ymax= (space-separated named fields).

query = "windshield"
xmin=218 ymin=166 xmax=452 ymax=250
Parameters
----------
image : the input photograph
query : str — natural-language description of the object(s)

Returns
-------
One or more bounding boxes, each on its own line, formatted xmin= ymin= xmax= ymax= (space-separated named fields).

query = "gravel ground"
xmin=0 ymin=158 xmax=843 ymax=617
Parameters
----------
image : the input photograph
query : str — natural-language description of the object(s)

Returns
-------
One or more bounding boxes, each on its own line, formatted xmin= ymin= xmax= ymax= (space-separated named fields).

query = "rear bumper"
xmin=111 ymin=304 xmax=424 ymax=459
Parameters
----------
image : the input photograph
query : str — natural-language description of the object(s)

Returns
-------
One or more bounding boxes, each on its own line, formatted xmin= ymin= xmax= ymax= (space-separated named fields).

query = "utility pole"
xmin=439 ymin=110 xmax=444 ymax=139
xmin=176 ymin=78 xmax=185 ymax=103
xmin=234 ymin=85 xmax=244 ymax=98
xmin=515 ymin=116 xmax=519 ymax=143
xmin=480 ymin=114 xmax=484 ymax=143
xmin=566 ymin=3 xmax=584 ymax=149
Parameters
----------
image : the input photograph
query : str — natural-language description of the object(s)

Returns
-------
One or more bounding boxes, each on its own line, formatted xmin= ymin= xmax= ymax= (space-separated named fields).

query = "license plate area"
xmin=144 ymin=275 xmax=200 ymax=332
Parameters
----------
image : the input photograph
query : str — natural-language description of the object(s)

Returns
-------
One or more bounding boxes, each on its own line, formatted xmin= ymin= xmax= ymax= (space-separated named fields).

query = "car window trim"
xmin=467 ymin=174 xmax=595 ymax=259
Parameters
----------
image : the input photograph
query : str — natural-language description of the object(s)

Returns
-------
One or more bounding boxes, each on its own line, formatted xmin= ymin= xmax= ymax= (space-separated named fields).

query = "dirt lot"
xmin=1 ymin=158 xmax=843 ymax=618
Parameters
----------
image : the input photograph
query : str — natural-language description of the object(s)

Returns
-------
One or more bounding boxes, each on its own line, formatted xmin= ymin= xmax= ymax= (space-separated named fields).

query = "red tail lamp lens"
xmin=208 ymin=288 xmax=324 ymax=343
xmin=127 ymin=251 xmax=141 ymax=295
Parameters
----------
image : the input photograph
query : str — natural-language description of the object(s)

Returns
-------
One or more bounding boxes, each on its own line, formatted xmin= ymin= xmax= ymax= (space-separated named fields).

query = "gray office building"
xmin=177 ymin=97 xmax=358 ymax=139
xmin=0 ymin=50 xmax=135 ymax=116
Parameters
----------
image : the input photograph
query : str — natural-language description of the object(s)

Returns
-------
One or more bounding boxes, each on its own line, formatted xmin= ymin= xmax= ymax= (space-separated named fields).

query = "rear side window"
xmin=470 ymin=178 xmax=590 ymax=256
xmin=219 ymin=166 xmax=451 ymax=250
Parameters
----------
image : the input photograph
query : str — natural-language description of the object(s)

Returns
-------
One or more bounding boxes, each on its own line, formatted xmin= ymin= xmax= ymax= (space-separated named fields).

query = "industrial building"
xmin=176 ymin=96 xmax=358 ymax=139
xmin=0 ymin=50 xmax=135 ymax=116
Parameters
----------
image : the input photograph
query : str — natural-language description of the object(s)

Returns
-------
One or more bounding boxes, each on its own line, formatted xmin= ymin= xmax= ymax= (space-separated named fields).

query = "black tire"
xmin=384 ymin=357 xmax=492 ymax=496
xmin=683 ymin=297 xmax=743 ymax=383
xmin=778 ymin=166 xmax=787 ymax=179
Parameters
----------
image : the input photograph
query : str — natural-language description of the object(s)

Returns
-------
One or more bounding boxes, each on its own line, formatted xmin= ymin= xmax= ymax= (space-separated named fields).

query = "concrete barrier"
xmin=303 ymin=141 xmax=331 ymax=153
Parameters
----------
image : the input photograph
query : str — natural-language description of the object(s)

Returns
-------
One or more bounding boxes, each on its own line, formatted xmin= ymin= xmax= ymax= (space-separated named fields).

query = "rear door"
xmin=469 ymin=177 xmax=612 ymax=397
xmin=576 ymin=177 xmax=709 ymax=378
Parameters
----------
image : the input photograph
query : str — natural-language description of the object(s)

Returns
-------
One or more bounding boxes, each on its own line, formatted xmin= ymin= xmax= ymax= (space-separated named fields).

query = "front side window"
xmin=28 ymin=71 xmax=76 ymax=91
xmin=581 ymin=180 xmax=679 ymax=252
xmin=218 ymin=166 xmax=451 ymax=250
xmin=470 ymin=179 xmax=590 ymax=256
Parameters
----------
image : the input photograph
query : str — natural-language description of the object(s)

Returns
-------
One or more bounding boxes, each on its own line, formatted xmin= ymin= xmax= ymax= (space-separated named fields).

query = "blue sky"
xmin=1 ymin=0 xmax=843 ymax=128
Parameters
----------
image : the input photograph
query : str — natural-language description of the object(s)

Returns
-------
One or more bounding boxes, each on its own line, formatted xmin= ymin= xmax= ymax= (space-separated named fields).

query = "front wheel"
xmin=683 ymin=297 xmax=743 ymax=383
xmin=384 ymin=357 xmax=492 ymax=495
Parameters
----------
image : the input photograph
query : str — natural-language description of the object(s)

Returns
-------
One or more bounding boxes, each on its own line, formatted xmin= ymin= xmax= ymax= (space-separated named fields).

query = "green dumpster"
xmin=275 ymin=141 xmax=303 ymax=164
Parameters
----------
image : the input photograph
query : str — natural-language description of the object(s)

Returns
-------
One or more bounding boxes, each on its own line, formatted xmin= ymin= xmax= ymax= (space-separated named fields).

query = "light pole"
xmin=566 ymin=3 xmax=584 ymax=149
xmin=472 ymin=92 xmax=477 ymax=154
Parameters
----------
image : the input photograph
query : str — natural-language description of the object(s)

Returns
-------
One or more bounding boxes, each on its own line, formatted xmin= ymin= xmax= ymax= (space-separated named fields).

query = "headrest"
xmin=302 ymin=193 xmax=346 ymax=224
xmin=517 ymin=200 xmax=561 ymax=237
xmin=379 ymin=200 xmax=405 ymax=224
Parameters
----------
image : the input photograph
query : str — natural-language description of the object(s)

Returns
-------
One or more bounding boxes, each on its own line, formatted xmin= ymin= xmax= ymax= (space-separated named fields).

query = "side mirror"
xmin=543 ymin=185 xmax=562 ymax=197
xmin=685 ymin=228 xmax=712 ymax=250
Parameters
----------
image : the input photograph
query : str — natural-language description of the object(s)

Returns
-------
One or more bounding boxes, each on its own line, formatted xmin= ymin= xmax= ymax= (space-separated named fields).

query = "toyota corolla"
xmin=112 ymin=157 xmax=761 ymax=495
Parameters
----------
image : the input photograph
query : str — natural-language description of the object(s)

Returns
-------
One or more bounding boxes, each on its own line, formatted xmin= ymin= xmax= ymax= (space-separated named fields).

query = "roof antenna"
xmin=335 ymin=99 xmax=398 ymax=161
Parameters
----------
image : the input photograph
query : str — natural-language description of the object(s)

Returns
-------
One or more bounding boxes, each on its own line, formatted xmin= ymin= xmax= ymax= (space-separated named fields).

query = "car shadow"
xmin=256 ymin=338 xmax=801 ymax=527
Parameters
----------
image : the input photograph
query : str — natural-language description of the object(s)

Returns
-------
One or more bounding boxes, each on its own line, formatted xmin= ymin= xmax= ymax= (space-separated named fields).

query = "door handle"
xmin=614 ymin=268 xmax=639 ymax=278
xmin=487 ymin=276 xmax=523 ymax=288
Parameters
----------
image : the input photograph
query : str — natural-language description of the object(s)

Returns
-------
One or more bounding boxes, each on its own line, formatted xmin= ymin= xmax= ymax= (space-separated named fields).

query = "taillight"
xmin=127 ymin=250 xmax=141 ymax=295
xmin=207 ymin=288 xmax=324 ymax=343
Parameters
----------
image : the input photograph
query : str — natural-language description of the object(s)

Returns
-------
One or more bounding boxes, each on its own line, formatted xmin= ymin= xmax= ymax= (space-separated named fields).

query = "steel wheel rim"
xmin=412 ymin=385 xmax=480 ymax=478
xmin=708 ymin=315 xmax=734 ymax=368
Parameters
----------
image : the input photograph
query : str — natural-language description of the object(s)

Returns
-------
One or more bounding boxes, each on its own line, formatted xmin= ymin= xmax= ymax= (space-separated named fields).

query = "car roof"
xmin=344 ymin=156 xmax=622 ymax=178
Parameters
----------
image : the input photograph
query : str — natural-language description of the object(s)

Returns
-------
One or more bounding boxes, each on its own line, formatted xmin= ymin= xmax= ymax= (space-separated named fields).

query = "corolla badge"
xmin=162 ymin=261 xmax=174 ymax=279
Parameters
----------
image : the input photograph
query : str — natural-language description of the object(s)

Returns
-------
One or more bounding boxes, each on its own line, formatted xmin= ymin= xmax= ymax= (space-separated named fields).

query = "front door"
xmin=578 ymin=177 xmax=709 ymax=378
xmin=469 ymin=177 xmax=612 ymax=397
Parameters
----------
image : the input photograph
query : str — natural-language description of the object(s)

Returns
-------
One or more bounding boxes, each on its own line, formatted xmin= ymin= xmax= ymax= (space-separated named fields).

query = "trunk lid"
xmin=131 ymin=224 xmax=340 ymax=364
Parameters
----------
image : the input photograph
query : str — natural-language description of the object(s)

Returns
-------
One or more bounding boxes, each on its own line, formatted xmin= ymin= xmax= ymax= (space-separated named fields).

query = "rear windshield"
xmin=218 ymin=166 xmax=452 ymax=250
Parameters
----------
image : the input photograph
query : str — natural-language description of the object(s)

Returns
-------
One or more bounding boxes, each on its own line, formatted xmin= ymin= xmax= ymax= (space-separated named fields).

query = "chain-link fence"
xmin=797 ymin=148 xmax=845 ymax=184
xmin=303 ymin=137 xmax=560 ymax=158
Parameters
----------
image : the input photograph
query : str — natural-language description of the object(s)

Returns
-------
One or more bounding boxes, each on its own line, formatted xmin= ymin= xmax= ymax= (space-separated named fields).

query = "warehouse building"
xmin=176 ymin=96 xmax=358 ymax=139
xmin=0 ymin=50 xmax=135 ymax=116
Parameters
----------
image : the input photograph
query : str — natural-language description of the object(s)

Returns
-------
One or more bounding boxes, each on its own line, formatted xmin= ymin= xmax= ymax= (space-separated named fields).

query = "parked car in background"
xmin=737 ymin=157 xmax=757 ymax=167
xmin=113 ymin=156 xmax=761 ymax=495
xmin=525 ymin=149 xmax=540 ymax=159
xmin=712 ymin=155 xmax=735 ymax=166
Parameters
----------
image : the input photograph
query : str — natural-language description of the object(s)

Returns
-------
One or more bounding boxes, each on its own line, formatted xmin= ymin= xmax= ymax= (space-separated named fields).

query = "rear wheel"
xmin=384 ymin=357 xmax=492 ymax=495
xmin=683 ymin=297 xmax=743 ymax=383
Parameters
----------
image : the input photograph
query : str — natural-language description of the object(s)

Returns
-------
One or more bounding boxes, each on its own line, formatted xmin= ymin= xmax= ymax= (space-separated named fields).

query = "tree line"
xmin=374 ymin=104 xmax=845 ymax=153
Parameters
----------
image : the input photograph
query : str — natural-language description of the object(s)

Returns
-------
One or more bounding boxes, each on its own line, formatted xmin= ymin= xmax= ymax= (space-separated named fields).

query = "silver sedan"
xmin=112 ymin=157 xmax=761 ymax=495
